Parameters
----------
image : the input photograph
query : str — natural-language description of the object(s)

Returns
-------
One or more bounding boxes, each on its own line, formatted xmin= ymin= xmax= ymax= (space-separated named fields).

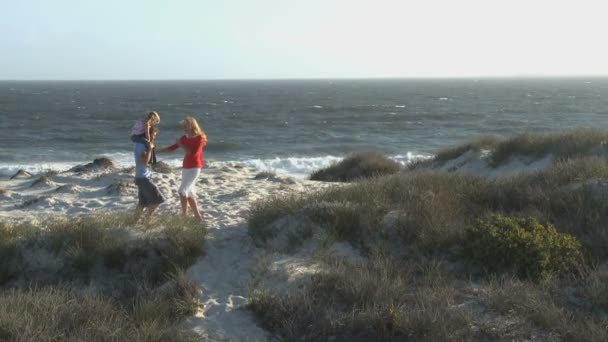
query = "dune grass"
xmin=310 ymin=151 xmax=401 ymax=182
xmin=248 ymin=155 xmax=608 ymax=341
xmin=430 ymin=128 xmax=608 ymax=168
xmin=0 ymin=213 xmax=207 ymax=341
xmin=433 ymin=135 xmax=501 ymax=165
xmin=249 ymin=255 xmax=473 ymax=341
xmin=254 ymin=156 xmax=608 ymax=260
xmin=0 ymin=274 xmax=200 ymax=342
xmin=254 ymin=171 xmax=277 ymax=180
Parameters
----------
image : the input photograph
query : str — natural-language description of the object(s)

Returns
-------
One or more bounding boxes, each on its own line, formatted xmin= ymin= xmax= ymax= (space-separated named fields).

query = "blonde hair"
xmin=144 ymin=111 xmax=160 ymax=125
xmin=181 ymin=116 xmax=207 ymax=140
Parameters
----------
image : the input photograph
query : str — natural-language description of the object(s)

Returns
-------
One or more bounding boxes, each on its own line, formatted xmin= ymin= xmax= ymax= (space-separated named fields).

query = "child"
xmin=131 ymin=111 xmax=160 ymax=164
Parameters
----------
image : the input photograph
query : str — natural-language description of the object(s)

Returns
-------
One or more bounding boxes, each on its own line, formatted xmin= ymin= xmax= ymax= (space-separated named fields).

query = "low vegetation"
xmin=249 ymin=144 xmax=608 ymax=340
xmin=310 ymin=151 xmax=401 ymax=182
xmin=429 ymin=128 xmax=608 ymax=168
xmin=465 ymin=215 xmax=584 ymax=280
xmin=153 ymin=161 xmax=175 ymax=174
xmin=433 ymin=135 xmax=500 ymax=165
xmin=0 ymin=213 xmax=207 ymax=341
xmin=254 ymin=171 xmax=276 ymax=180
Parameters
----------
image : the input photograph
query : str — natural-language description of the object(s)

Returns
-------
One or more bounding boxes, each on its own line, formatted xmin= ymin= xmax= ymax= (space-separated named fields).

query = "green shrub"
xmin=465 ymin=215 xmax=583 ymax=280
xmin=310 ymin=151 xmax=400 ymax=182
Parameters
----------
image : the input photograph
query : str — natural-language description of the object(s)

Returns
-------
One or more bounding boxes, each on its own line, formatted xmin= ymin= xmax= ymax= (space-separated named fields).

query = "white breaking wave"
xmin=237 ymin=156 xmax=343 ymax=178
xmin=224 ymin=152 xmax=431 ymax=178
xmin=0 ymin=152 xmax=432 ymax=179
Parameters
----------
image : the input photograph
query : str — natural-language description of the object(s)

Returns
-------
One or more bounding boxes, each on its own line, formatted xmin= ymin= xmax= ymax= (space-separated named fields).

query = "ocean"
xmin=2 ymin=78 xmax=608 ymax=177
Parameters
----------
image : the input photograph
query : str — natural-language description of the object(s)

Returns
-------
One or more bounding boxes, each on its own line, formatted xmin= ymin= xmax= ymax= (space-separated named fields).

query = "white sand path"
xmin=184 ymin=218 xmax=272 ymax=341
xmin=180 ymin=165 xmax=329 ymax=341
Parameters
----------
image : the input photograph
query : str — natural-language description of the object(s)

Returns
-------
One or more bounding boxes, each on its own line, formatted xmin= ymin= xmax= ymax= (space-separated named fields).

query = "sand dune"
xmin=0 ymin=161 xmax=335 ymax=340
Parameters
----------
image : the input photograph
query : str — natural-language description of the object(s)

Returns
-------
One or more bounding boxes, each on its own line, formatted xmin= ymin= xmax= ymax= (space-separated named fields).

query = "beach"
xmin=4 ymin=128 xmax=608 ymax=340
xmin=0 ymin=158 xmax=338 ymax=340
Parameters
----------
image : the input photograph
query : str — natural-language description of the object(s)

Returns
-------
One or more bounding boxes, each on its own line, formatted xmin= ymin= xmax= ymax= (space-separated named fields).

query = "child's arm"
xmin=144 ymin=123 xmax=152 ymax=142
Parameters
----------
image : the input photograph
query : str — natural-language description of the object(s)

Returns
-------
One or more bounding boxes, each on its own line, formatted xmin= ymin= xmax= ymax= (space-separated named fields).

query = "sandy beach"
xmin=0 ymin=159 xmax=338 ymax=340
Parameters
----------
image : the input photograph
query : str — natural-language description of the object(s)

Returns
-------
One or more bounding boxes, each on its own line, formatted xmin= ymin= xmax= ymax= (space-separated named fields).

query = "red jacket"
xmin=167 ymin=135 xmax=206 ymax=168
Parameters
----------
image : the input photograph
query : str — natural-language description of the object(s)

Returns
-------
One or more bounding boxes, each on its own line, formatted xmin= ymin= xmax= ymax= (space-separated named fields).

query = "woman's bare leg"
xmin=180 ymin=196 xmax=188 ymax=216
xmin=187 ymin=197 xmax=202 ymax=221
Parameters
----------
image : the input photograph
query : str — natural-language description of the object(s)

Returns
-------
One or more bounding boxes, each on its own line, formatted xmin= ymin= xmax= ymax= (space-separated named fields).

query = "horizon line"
xmin=2 ymin=75 xmax=608 ymax=82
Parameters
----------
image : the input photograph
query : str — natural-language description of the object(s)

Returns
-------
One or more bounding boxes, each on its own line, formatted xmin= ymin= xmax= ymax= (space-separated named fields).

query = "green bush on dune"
xmin=465 ymin=215 xmax=584 ymax=280
xmin=310 ymin=151 xmax=401 ymax=182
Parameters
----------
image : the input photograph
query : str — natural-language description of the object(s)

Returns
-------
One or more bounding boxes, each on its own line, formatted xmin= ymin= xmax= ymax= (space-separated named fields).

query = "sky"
xmin=1 ymin=0 xmax=608 ymax=80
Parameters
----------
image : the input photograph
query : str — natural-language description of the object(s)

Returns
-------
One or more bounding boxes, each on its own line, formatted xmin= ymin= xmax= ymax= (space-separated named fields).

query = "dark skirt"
xmin=135 ymin=177 xmax=165 ymax=207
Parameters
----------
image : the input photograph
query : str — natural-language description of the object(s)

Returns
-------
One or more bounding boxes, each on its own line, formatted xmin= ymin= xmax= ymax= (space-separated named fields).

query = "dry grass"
xmin=255 ymin=156 xmax=608 ymax=259
xmin=310 ymin=151 xmax=401 ymax=182
xmin=254 ymin=171 xmax=276 ymax=180
xmin=152 ymin=161 xmax=174 ymax=174
xmin=249 ymin=255 xmax=474 ymax=341
xmin=0 ymin=213 xmax=208 ymax=288
xmin=433 ymin=135 xmax=501 ymax=165
xmin=249 ymin=152 xmax=608 ymax=340
xmin=428 ymin=128 xmax=608 ymax=169
xmin=0 ymin=213 xmax=206 ymax=341
xmin=489 ymin=129 xmax=608 ymax=167
xmin=0 ymin=275 xmax=200 ymax=342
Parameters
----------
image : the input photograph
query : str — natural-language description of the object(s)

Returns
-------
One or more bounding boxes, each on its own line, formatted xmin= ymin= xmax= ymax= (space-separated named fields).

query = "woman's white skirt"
xmin=178 ymin=168 xmax=201 ymax=198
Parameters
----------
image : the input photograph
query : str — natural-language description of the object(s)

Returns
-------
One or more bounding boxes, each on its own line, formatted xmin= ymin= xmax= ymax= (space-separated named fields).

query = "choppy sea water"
xmin=2 ymin=78 xmax=608 ymax=177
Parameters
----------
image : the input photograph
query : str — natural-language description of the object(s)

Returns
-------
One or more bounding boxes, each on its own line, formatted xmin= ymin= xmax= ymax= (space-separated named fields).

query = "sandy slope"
xmin=0 ymin=161 xmax=333 ymax=341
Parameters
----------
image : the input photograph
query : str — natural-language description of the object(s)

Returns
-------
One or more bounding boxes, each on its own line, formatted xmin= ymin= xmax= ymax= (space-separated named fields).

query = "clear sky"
xmin=1 ymin=0 xmax=607 ymax=80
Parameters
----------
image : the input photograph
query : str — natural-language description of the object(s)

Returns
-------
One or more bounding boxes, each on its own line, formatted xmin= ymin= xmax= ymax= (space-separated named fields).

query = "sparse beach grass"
xmin=429 ymin=128 xmax=608 ymax=168
xmin=0 ymin=213 xmax=207 ymax=341
xmin=310 ymin=151 xmax=401 ymax=182
xmin=254 ymin=171 xmax=276 ymax=180
xmin=248 ymin=134 xmax=608 ymax=341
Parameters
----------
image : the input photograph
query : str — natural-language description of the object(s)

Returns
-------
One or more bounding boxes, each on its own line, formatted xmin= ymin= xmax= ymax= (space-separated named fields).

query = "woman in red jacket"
xmin=159 ymin=116 xmax=207 ymax=221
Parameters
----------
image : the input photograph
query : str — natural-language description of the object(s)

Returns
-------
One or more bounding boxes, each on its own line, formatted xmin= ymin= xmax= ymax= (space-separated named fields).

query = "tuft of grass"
xmin=427 ymin=129 xmax=608 ymax=169
xmin=482 ymin=277 xmax=570 ymax=329
xmin=248 ymin=194 xmax=310 ymax=243
xmin=489 ymin=129 xmax=608 ymax=167
xmin=93 ymin=157 xmax=115 ymax=169
xmin=310 ymin=151 xmax=401 ymax=182
xmin=433 ymin=135 xmax=501 ymax=165
xmin=0 ymin=213 xmax=207 ymax=292
xmin=70 ymin=157 xmax=115 ymax=173
xmin=42 ymin=169 xmax=59 ymax=177
xmin=254 ymin=171 xmax=276 ymax=180
xmin=249 ymin=256 xmax=473 ymax=341
xmin=0 ymin=285 xmax=199 ymax=342
xmin=0 ymin=214 xmax=206 ymax=341
xmin=152 ymin=161 xmax=174 ymax=174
